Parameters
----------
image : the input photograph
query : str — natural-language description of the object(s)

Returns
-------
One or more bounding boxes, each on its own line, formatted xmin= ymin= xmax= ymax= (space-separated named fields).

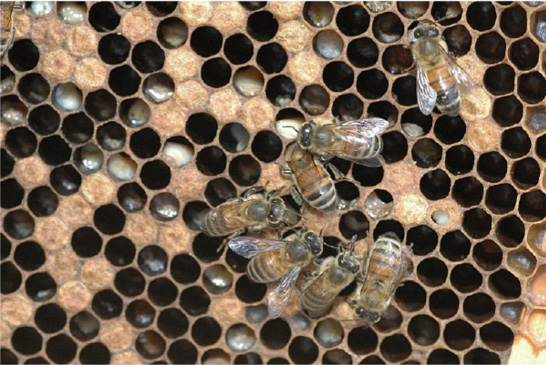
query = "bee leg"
xmin=290 ymin=185 xmax=304 ymax=206
xmin=281 ymin=166 xmax=294 ymax=175
xmin=217 ymin=230 xmax=245 ymax=253
xmin=324 ymin=161 xmax=344 ymax=180
xmin=243 ymin=186 xmax=264 ymax=199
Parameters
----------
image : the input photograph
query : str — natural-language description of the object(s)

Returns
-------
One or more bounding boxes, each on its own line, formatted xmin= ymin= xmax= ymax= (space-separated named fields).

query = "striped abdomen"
xmin=200 ymin=199 xmax=265 ymax=237
xmin=426 ymin=63 xmax=460 ymax=116
xmin=247 ymin=251 xmax=289 ymax=283
xmin=297 ymin=163 xmax=336 ymax=211
xmin=364 ymin=234 xmax=403 ymax=292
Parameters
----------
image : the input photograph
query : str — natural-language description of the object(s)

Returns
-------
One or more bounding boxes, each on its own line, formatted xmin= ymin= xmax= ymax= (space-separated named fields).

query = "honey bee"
xmin=301 ymin=237 xmax=361 ymax=318
xmin=282 ymin=142 xmax=338 ymax=211
xmin=198 ymin=187 xmax=299 ymax=239
xmin=296 ymin=117 xmax=390 ymax=167
xmin=1 ymin=2 xmax=24 ymax=58
xmin=349 ymin=232 xmax=412 ymax=323
xmin=228 ymin=230 xmax=324 ymax=318
xmin=408 ymin=21 xmax=476 ymax=117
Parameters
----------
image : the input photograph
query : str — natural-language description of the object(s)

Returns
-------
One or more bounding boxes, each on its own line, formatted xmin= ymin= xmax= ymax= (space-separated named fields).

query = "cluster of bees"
xmin=198 ymin=19 xmax=479 ymax=323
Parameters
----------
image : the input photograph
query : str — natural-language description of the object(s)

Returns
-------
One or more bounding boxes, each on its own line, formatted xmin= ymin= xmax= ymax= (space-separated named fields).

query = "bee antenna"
xmin=282 ymin=125 xmax=300 ymax=134
xmin=319 ymin=215 xmax=334 ymax=237
xmin=287 ymin=208 xmax=307 ymax=220
xmin=347 ymin=235 xmax=357 ymax=253
xmin=322 ymin=241 xmax=339 ymax=249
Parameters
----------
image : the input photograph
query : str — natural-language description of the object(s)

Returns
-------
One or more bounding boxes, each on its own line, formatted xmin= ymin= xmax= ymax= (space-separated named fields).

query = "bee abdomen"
xmin=247 ymin=253 xmax=286 ymax=283
xmin=436 ymin=88 xmax=460 ymax=116
xmin=304 ymin=179 xmax=336 ymax=211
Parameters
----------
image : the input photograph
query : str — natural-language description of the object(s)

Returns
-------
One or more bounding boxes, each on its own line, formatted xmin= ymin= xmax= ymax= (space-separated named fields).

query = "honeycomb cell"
xmin=427 ymin=349 xmax=459 ymax=365
xmin=485 ymin=183 xmax=517 ymax=215
xmin=26 ymin=272 xmax=57 ymax=302
xmin=537 ymin=133 xmax=546 ymax=161
xmin=138 ymin=246 xmax=167 ymax=277
xmin=429 ymin=289 xmax=459 ymax=319
xmin=467 ymin=2 xmax=496 ymax=31
xmin=233 ymin=66 xmax=264 ymax=97
xmin=347 ymin=327 xmax=377 ymax=355
xmin=484 ymin=64 xmax=515 ymax=95
xmin=126 ymin=299 xmax=156 ymax=328
xmin=400 ymin=108 xmax=432 ymax=138
xmin=380 ymin=334 xmax=412 ymax=362
xmin=1 ymin=178 xmax=24 ymax=209
xmin=446 ymin=145 xmax=473 ymax=174
xmin=332 ymin=94 xmax=364 ymax=121
xmin=500 ymin=301 xmax=525 ymax=325
xmin=373 ymin=220 xmax=404 ymax=242
xmin=35 ymin=303 xmax=67 ymax=333
xmin=303 ymin=2 xmax=334 ymax=27
xmin=411 ymin=138 xmax=442 ymax=168
xmin=313 ymin=318 xmax=343 ymax=348
xmin=473 ymin=240 xmax=502 ymax=271
xmin=221 ymin=323 xmax=255 ymax=352
xmin=450 ymin=263 xmax=482 ymax=293
xmin=115 ymin=267 xmax=145 ymax=297
xmin=235 ymin=275 xmax=266 ymax=303
xmin=431 ymin=2 xmax=462 ymax=24
xmin=408 ymin=315 xmax=439 ymax=346
xmin=289 ymin=336 xmax=319 ymax=365
xmin=18 ymin=73 xmax=50 ymax=104
xmin=1 ymin=149 xmax=14 ymax=177
xmin=117 ymin=182 xmax=147 ymax=213
xmin=135 ymin=330 xmax=166 ymax=359
xmin=99 ymin=34 xmax=131 ymax=64
xmin=372 ymin=12 xmax=404 ymax=43
xmin=464 ymin=348 xmax=500 ymax=365
xmin=452 ymin=177 xmax=483 ymax=208
xmin=3 ymin=209 xmax=34 ymax=239
xmin=109 ymin=65 xmax=141 ymax=97
xmin=526 ymin=105 xmax=546 ymax=134
xmin=252 ymin=131 xmax=283 ymax=163
xmin=462 ymin=293 xmax=495 ymax=324
xmin=235 ymin=353 xmax=262 ymax=364
xmin=79 ymin=342 xmax=111 ymax=365
xmin=202 ymin=58 xmax=232 ymax=88
xmin=168 ymin=339 xmax=198 ymax=364
xmin=357 ymin=69 xmax=388 ymax=99
xmin=192 ymin=317 xmax=222 ymax=346
xmin=57 ymin=1 xmax=87 ymax=24
xmin=1 ymin=234 xmax=11 ymax=261
xmin=381 ymin=131 xmax=408 ymax=164
xmin=1 ymin=349 xmax=17 ymax=363
xmin=191 ymin=26 xmax=223 ymax=57
xmin=229 ymin=155 xmax=260 ymax=186
xmin=182 ymin=201 xmax=209 ymax=231
xmin=140 ymin=160 xmax=171 ymax=189
xmin=313 ymin=30 xmax=344 ymax=60
xmin=444 ymin=319 xmax=475 ymax=351
xmin=8 ymin=40 xmax=40 ymax=72
xmin=203 ymin=264 xmax=233 ymax=294
xmin=12 ymin=326 xmax=43 ymax=355
xmin=180 ymin=286 xmax=210 ymax=315
xmin=323 ymin=349 xmax=352 ymax=365
xmin=462 ymin=208 xmax=491 ymax=239
xmin=130 ymin=127 xmax=160 ymax=159
xmin=204 ymin=178 xmax=236 ymax=207
xmin=225 ymin=33 xmax=254 ymax=65
xmin=323 ymin=61 xmax=354 ymax=92
xmin=146 ymin=2 xmax=176 ymax=16
xmin=397 ymin=2 xmax=428 ymax=19
xmin=257 ymin=43 xmax=287 ymax=74
xmin=241 ymin=1 xmax=266 ymax=11
xmin=519 ymin=190 xmax=546 ymax=221
xmin=417 ymin=257 xmax=448 ymax=287
xmin=1 ymin=65 xmax=15 ymax=94
xmin=69 ymin=311 xmax=100 ymax=341
xmin=382 ymin=45 xmax=413 ymax=75
xmin=392 ymin=76 xmax=416 ymax=106
xmin=498 ymin=95 xmax=526 ymax=128
xmin=85 ymin=89 xmax=117 ymax=122
xmin=192 ymin=235 xmax=223 ymax=262
xmin=299 ymin=85 xmax=329 ymax=115
xmin=531 ymin=8 xmax=546 ymax=43
xmin=247 ymin=11 xmax=278 ymax=41
xmin=360 ymin=355 xmax=385 ymax=364
xmin=149 ymin=277 xmax=178 ymax=306
xmin=245 ymin=304 xmax=267 ymax=324
xmin=94 ymin=204 xmax=125 ymax=235
xmin=142 ymin=72 xmax=174 ymax=103
xmin=347 ymin=37 xmax=378 ymax=68
xmin=171 ymin=254 xmax=201 ymax=284
xmin=92 ymin=289 xmax=123 ymax=319
xmin=132 ymin=41 xmax=165 ymax=74
xmin=266 ymin=75 xmax=296 ymax=106
xmin=163 ymin=136 xmax=194 ymax=168
xmin=158 ymin=307 xmax=188 ymax=338
xmin=395 ymin=281 xmax=426 ymax=312
xmin=374 ymin=305 xmax=403 ymax=332
xmin=407 ymin=225 xmax=438 ymax=256
xmin=477 ymin=152 xmax=507 ymax=182
xmin=339 ymin=210 xmax=369 ymax=240
xmin=420 ymin=169 xmax=451 ymax=200
xmin=89 ymin=2 xmax=120 ymax=32
xmin=1 ymin=262 xmax=22 ymax=294
xmin=510 ymin=38 xmax=539 ymax=71
xmin=220 ymin=123 xmax=250 ymax=153
xmin=507 ymin=246 xmax=537 ymax=277
xmin=29 ymin=105 xmax=60 ymax=136
xmin=157 ymin=17 xmax=188 ymax=49
xmin=39 ymin=135 xmax=71 ymax=166
xmin=72 ymin=227 xmax=102 ymax=258
xmin=61 ymin=112 xmax=93 ymax=145
xmin=500 ymin=5 xmax=527 ymax=38
xmin=440 ymin=230 xmax=471 ymax=262
xmin=443 ymin=25 xmax=472 ymax=56
xmin=476 ymin=32 xmax=506 ymax=64
xmin=2 ymin=94 xmax=29 ymax=127
xmin=489 ymin=269 xmax=521 ymax=299
xmin=518 ymin=71 xmax=546 ymax=104
xmin=53 ymin=82 xmax=83 ymax=112
xmin=336 ymin=4 xmax=370 ymax=36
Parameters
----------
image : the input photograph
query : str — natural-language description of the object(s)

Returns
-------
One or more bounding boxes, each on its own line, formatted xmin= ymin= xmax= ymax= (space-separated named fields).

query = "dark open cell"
xmin=519 ymin=190 xmax=546 ymax=221
xmin=202 ymin=57 xmax=232 ymax=88
xmin=257 ymin=43 xmax=287 ymax=74
xmin=109 ymin=65 xmax=141 ymax=96
xmin=3 ymin=209 xmax=34 ymax=240
xmin=99 ymin=34 xmax=130 ymax=64
xmin=407 ymin=225 xmax=437 ymax=256
xmin=347 ymin=37 xmax=378 ymax=68
xmin=261 ymin=319 xmax=291 ymax=349
xmin=485 ymin=184 xmax=517 ymax=215
xmin=443 ymin=319 xmax=475 ymax=351
xmin=462 ymin=208 xmax=491 ymax=239
xmin=148 ymin=277 xmax=178 ymax=306
xmin=130 ymin=127 xmax=161 ymax=158
xmin=229 ymin=155 xmax=261 ymax=186
xmin=477 ymin=151 xmax=507 ymax=182
xmin=372 ymin=12 xmax=404 ymax=43
xmin=299 ymin=84 xmax=330 ymax=115
xmin=146 ymin=1 xmax=176 ymax=16
xmin=191 ymin=26 xmax=223 ymax=57
xmin=89 ymin=2 xmax=119 ymax=32
xmin=411 ymin=138 xmax=442 ymax=168
xmin=481 ymin=321 xmax=515 ymax=350
xmin=382 ymin=45 xmax=413 ymax=74
xmin=204 ymin=178 xmax=236 ymax=207
xmin=158 ymin=308 xmax=189 ymax=338
xmin=429 ymin=289 xmax=459 ymax=319
xmin=408 ymin=315 xmax=439 ymax=346
xmin=266 ymin=75 xmax=296 ymax=107
xmin=168 ymin=339 xmax=197 ymax=364
xmin=251 ymin=131 xmax=282 ymax=163
xmin=192 ymin=317 xmax=221 ymax=346
xmin=114 ymin=267 xmax=145 ymax=297
xmin=226 ymin=248 xmax=250 ymax=273
xmin=138 ymin=246 xmax=167 ymax=277
xmin=1 ymin=349 xmax=17 ymax=363
xmin=518 ymin=71 xmax=546 ymax=104
xmin=476 ymin=32 xmax=506 ymax=64
xmin=397 ymin=2 xmax=429 ymax=19
xmin=473 ymin=239 xmax=502 ymax=271
xmin=323 ymin=350 xmax=352 ymax=365
xmin=192 ymin=234 xmax=224 ymax=263
xmin=500 ymin=5 xmax=527 ymax=38
xmin=314 ymin=30 xmax=344 ymax=60
xmin=417 ymin=257 xmax=448 ymax=287
xmin=452 ymin=177 xmax=483 ymax=208
xmin=72 ymin=226 xmax=102 ymax=258
xmin=0 ymin=234 xmax=10 ymax=261
xmin=420 ymin=169 xmax=450 ymax=200
xmin=79 ymin=342 xmax=111 ymax=365
xmin=493 ymin=94 xmax=523 ymax=127
xmin=446 ymin=144 xmax=474 ymax=175
xmin=431 ymin=2 xmax=462 ymax=25
xmin=185 ymin=113 xmax=218 ymax=145
xmin=484 ymin=64 xmax=515 ymax=95
xmin=69 ymin=311 xmax=99 ymax=341
xmin=392 ymin=75 xmax=416 ymax=106
xmin=489 ymin=269 xmax=521 ymax=299
xmin=332 ymin=93 xmax=364 ymax=121
xmin=220 ymin=123 xmax=250 ymax=153
xmin=85 ymin=89 xmax=117 ymax=121
xmin=352 ymin=164 xmax=383 ymax=186
xmin=235 ymin=275 xmax=267 ymax=303
xmin=450 ymin=263 xmax=482 ymax=293
xmin=8 ymin=39 xmax=39 ymax=71
xmin=61 ymin=112 xmax=93 ymax=144
xmin=1 ymin=262 xmax=22 ymax=294
xmin=18 ymin=73 xmax=50 ymax=104
xmin=357 ymin=69 xmax=388 ymax=99
xmin=38 ymin=135 xmax=71 ymax=166
xmin=196 ymin=146 xmax=227 ymax=176
xmin=395 ymin=280 xmax=426 ymax=311
xmin=117 ymin=182 xmax=147 ymax=213
xmin=247 ymin=11 xmax=278 ymax=41
xmin=140 ymin=160 xmax=171 ymax=189
xmin=339 ymin=210 xmax=369 ymax=240
xmin=26 ymin=272 xmax=56 ymax=302
xmin=501 ymin=127 xmax=531 ymax=158
xmin=336 ymin=180 xmax=360 ymax=203
xmin=94 ymin=204 xmax=125 ymax=235
xmin=1 ymin=148 xmax=15 ymax=178
xmin=428 ymin=349 xmax=459 ymax=365
xmin=29 ymin=188 xmax=59 ymax=218
xmin=1 ymin=178 xmax=24 ymax=209
xmin=182 ymin=200 xmax=209 ymax=231
xmin=440 ymin=230 xmax=470 ymax=262
xmin=135 ymin=330 xmax=166 ymax=359
xmin=92 ymin=289 xmax=123 ymax=319
xmin=323 ymin=61 xmax=354 ymax=92
xmin=304 ymin=2 xmax=334 ymax=27
xmin=29 ymin=105 xmax=60 ymax=135
xmin=105 ymin=236 xmax=135 ymax=267
xmin=464 ymin=348 xmax=500 ymax=365
xmin=381 ymin=131 xmax=407 ymax=163
xmin=380 ymin=334 xmax=412 ymax=362
xmin=467 ymin=2 xmax=496 ymax=31
xmin=12 ymin=326 xmax=43 ymax=355
xmin=225 ymin=33 xmax=254 ymax=64
xmin=443 ymin=25 xmax=472 ymax=56
xmin=143 ymin=72 xmax=174 ymax=104
xmin=235 ymin=353 xmax=262 ymax=365
xmin=360 ymin=355 xmax=386 ymax=364
xmin=348 ymin=327 xmax=377 ymax=355
xmin=289 ymin=336 xmax=319 ymax=365
xmin=401 ymin=108 xmax=432 ymax=137
xmin=336 ymin=4 xmax=369 ymax=36
xmin=157 ymin=17 xmax=188 ymax=49
xmin=464 ymin=293 xmax=495 ymax=323
xmin=510 ymin=38 xmax=539 ymax=71
xmin=35 ymin=303 xmax=67 ymax=333
xmin=171 ymin=253 xmax=200 ymax=284
xmin=374 ymin=306 xmax=403 ymax=332
xmin=538 ymin=134 xmax=546 ymax=161
xmin=373 ymin=220 xmax=404 ymax=241
xmin=132 ymin=41 xmax=165 ymax=73
xmin=180 ymin=285 xmax=210 ymax=315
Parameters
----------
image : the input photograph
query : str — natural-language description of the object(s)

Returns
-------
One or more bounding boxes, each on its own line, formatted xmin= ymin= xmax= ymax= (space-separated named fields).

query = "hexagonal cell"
xmin=473 ymin=239 xmax=502 ymax=271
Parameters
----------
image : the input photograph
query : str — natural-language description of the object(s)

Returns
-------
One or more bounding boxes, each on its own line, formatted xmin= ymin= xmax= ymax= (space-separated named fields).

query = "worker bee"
xmin=228 ymin=230 xmax=324 ymax=318
xmin=349 ymin=232 xmax=412 ymax=323
xmin=198 ymin=187 xmax=300 ymax=239
xmin=296 ymin=117 xmax=390 ymax=167
xmin=301 ymin=237 xmax=361 ymax=318
xmin=408 ymin=21 xmax=476 ymax=117
xmin=1 ymin=2 xmax=24 ymax=58
xmin=282 ymin=142 xmax=339 ymax=211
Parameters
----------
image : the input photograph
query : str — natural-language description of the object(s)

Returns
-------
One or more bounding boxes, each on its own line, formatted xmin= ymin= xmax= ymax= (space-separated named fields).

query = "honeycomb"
xmin=1 ymin=1 xmax=546 ymax=364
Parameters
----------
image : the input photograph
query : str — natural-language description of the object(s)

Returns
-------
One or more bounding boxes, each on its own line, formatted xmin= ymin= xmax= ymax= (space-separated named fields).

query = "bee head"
xmin=267 ymin=197 xmax=285 ymax=224
xmin=303 ymin=231 xmax=323 ymax=256
xmin=408 ymin=21 xmax=440 ymax=43
xmin=288 ymin=239 xmax=311 ymax=261
xmin=338 ymin=253 xmax=360 ymax=274
xmin=298 ymin=122 xmax=313 ymax=148
xmin=354 ymin=307 xmax=381 ymax=323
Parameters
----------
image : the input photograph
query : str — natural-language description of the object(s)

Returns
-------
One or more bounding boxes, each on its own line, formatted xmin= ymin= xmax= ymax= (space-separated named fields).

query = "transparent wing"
xmin=334 ymin=118 xmax=390 ymax=138
xmin=228 ymin=236 xmax=286 ymax=259
xmin=416 ymin=65 xmax=437 ymax=116
xmin=443 ymin=50 xmax=476 ymax=94
xmin=267 ymin=265 xmax=302 ymax=318
xmin=356 ymin=155 xmax=385 ymax=168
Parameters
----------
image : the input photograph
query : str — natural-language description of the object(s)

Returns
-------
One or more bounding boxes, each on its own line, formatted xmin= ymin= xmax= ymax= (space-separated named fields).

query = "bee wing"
xmin=228 ymin=236 xmax=286 ymax=259
xmin=416 ymin=65 xmax=437 ymax=116
xmin=443 ymin=50 xmax=477 ymax=94
xmin=267 ymin=265 xmax=302 ymax=319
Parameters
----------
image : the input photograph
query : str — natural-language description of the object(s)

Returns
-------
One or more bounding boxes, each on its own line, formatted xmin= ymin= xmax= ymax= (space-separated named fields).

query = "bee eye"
xmin=355 ymin=307 xmax=365 ymax=317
